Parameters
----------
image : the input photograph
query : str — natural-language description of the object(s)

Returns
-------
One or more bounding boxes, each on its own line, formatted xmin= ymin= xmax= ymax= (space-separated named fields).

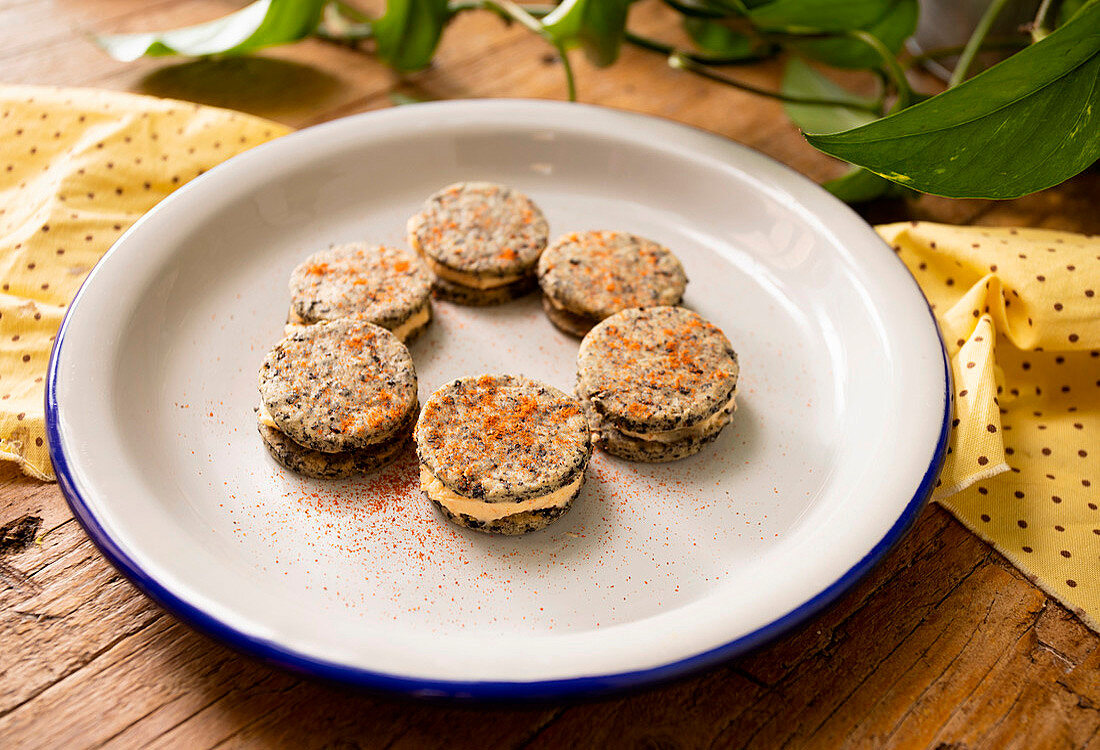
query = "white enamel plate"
xmin=48 ymin=100 xmax=948 ymax=699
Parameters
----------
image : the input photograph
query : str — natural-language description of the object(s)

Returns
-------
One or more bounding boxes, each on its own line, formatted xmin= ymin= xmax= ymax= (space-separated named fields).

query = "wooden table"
xmin=3 ymin=2 xmax=1099 ymax=747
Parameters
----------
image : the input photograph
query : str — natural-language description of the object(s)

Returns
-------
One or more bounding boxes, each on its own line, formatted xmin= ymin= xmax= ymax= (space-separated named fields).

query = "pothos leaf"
xmin=781 ymin=58 xmax=900 ymax=203
xmin=789 ymin=0 xmax=918 ymax=69
xmin=683 ymin=18 xmax=762 ymax=59
xmin=805 ymin=0 xmax=1100 ymax=199
xmin=781 ymin=56 xmax=878 ymax=134
xmin=746 ymin=0 xmax=897 ymax=32
xmin=94 ymin=0 xmax=324 ymax=62
xmin=373 ymin=0 xmax=451 ymax=72
xmin=542 ymin=0 xmax=634 ymax=67
xmin=824 ymin=166 xmax=911 ymax=202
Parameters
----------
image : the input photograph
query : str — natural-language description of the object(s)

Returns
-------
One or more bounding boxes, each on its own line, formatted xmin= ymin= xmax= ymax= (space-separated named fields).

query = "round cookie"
xmin=259 ymin=319 xmax=418 ymax=454
xmin=429 ymin=497 xmax=576 ymax=536
xmin=415 ymin=374 xmax=591 ymax=535
xmin=257 ymin=407 xmax=414 ymax=479
xmin=576 ymin=306 xmax=739 ymax=462
xmin=288 ymin=243 xmax=432 ymax=341
xmin=407 ymin=182 xmax=549 ymax=305
xmin=538 ymin=231 xmax=688 ymax=336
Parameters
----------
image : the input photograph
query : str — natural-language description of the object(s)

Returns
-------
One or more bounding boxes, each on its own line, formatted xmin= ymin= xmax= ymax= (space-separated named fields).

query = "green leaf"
xmin=789 ymin=0 xmax=918 ymax=68
xmin=747 ymin=0 xmax=896 ymax=32
xmin=782 ymin=58 xmax=902 ymax=203
xmin=1059 ymin=0 xmax=1089 ymax=25
xmin=781 ymin=57 xmax=878 ymax=133
xmin=805 ymin=0 xmax=1100 ymax=199
xmin=373 ymin=0 xmax=450 ymax=72
xmin=824 ymin=166 xmax=908 ymax=202
xmin=94 ymin=0 xmax=324 ymax=62
xmin=542 ymin=0 xmax=633 ymax=67
xmin=683 ymin=18 xmax=760 ymax=59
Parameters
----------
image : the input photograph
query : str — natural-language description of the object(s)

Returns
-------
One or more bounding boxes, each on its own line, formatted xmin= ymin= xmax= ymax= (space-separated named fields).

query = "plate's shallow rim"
xmin=46 ymin=99 xmax=951 ymax=701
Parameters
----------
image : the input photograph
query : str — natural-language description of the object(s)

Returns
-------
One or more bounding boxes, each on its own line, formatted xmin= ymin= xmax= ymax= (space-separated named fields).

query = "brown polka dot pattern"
xmin=0 ymin=84 xmax=290 ymax=480
xmin=878 ymin=220 xmax=1100 ymax=629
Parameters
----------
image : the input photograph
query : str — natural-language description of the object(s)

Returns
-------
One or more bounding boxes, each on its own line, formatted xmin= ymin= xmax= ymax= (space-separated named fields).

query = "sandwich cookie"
xmin=406 ymin=182 xmax=549 ymax=305
xmin=287 ymin=243 xmax=432 ymax=342
xmin=414 ymin=374 xmax=591 ymax=535
xmin=257 ymin=318 xmax=419 ymax=478
xmin=576 ymin=306 xmax=739 ymax=462
xmin=537 ymin=231 xmax=688 ymax=337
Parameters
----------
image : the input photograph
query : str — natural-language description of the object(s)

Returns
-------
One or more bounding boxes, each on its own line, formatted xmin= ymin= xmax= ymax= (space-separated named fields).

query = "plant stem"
xmin=333 ymin=0 xmax=371 ymax=24
xmin=845 ymin=30 xmax=914 ymax=109
xmin=447 ymin=1 xmax=576 ymax=98
xmin=949 ymin=0 xmax=1013 ymax=87
xmin=668 ymin=53 xmax=881 ymax=112
xmin=557 ymin=45 xmax=577 ymax=101
xmin=903 ymin=36 xmax=1028 ymax=67
xmin=625 ymin=30 xmax=777 ymax=65
xmin=1030 ymin=0 xmax=1055 ymax=42
xmin=660 ymin=0 xmax=728 ymax=18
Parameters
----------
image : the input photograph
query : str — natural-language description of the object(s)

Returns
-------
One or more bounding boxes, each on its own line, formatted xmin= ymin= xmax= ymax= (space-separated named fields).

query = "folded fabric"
xmin=879 ymin=222 xmax=1099 ymax=629
xmin=0 ymin=85 xmax=290 ymax=479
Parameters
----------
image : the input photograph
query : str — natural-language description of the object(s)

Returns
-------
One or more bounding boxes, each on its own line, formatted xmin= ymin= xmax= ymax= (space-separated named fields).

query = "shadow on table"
xmin=137 ymin=57 xmax=341 ymax=120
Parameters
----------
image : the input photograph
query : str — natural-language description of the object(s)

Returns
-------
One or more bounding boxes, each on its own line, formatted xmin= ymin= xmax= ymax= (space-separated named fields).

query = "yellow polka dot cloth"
xmin=879 ymin=222 xmax=1100 ymax=629
xmin=0 ymin=85 xmax=290 ymax=480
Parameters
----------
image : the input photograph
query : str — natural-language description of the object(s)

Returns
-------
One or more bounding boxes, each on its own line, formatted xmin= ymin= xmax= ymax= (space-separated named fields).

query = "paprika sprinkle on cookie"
xmin=406 ymin=181 xmax=549 ymax=305
xmin=414 ymin=374 xmax=591 ymax=535
xmin=287 ymin=243 xmax=432 ymax=342
xmin=538 ymin=230 xmax=688 ymax=336
xmin=257 ymin=318 xmax=418 ymax=477
xmin=576 ymin=306 xmax=739 ymax=462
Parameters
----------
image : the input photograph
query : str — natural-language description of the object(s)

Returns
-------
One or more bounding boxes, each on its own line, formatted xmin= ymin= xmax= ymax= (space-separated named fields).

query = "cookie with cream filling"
xmin=537 ymin=231 xmax=687 ymax=336
xmin=288 ymin=243 xmax=432 ymax=342
xmin=407 ymin=182 xmax=548 ymax=306
xmin=258 ymin=319 xmax=418 ymax=462
xmin=576 ymin=306 xmax=739 ymax=462
xmin=414 ymin=374 xmax=591 ymax=535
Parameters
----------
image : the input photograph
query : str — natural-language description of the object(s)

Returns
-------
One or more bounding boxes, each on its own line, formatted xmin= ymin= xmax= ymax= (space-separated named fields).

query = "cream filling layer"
xmin=420 ymin=465 xmax=582 ymax=523
xmin=388 ymin=303 xmax=430 ymax=341
xmin=284 ymin=303 xmax=428 ymax=341
xmin=257 ymin=404 xmax=279 ymax=430
xmin=617 ymin=392 xmax=737 ymax=444
xmin=423 ymin=255 xmax=525 ymax=289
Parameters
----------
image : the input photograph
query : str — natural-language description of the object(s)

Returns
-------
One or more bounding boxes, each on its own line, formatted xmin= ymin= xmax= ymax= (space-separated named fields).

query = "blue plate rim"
xmin=44 ymin=100 xmax=952 ymax=702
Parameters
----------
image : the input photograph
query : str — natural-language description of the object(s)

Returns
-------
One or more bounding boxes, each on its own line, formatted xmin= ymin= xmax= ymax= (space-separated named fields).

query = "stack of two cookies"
xmin=258 ymin=241 xmax=435 ymax=479
xmin=534 ymin=224 xmax=738 ymax=462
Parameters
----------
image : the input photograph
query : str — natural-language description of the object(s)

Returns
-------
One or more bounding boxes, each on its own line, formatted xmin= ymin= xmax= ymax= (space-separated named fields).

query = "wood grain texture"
xmin=1 ymin=1 xmax=1098 ymax=747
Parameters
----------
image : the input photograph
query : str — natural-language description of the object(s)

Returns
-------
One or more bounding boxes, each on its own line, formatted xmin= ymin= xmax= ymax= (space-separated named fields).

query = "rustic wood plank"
xmin=1 ymin=1 xmax=1099 ymax=747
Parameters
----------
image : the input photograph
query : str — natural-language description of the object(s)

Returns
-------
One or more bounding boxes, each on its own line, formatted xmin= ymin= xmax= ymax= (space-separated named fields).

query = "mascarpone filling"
xmin=284 ymin=303 xmax=429 ymax=341
xmin=388 ymin=302 xmax=431 ymax=341
xmin=616 ymin=391 xmax=737 ymax=444
xmin=420 ymin=465 xmax=582 ymax=522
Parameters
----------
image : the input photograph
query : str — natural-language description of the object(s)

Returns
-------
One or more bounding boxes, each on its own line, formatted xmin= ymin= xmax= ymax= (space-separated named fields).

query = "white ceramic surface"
xmin=48 ymin=100 xmax=948 ymax=698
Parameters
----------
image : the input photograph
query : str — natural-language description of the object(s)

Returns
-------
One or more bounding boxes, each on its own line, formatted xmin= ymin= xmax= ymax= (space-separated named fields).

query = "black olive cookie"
xmin=287 ymin=243 xmax=432 ymax=342
xmin=406 ymin=182 xmax=549 ymax=305
xmin=576 ymin=306 xmax=739 ymax=462
xmin=537 ymin=231 xmax=688 ymax=336
xmin=257 ymin=318 xmax=418 ymax=477
xmin=414 ymin=374 xmax=591 ymax=535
